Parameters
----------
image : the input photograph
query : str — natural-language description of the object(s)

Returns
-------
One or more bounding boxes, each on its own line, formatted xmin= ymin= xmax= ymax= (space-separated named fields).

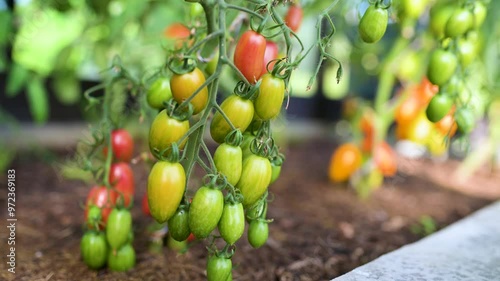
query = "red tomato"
xmin=84 ymin=186 xmax=118 ymax=229
xmin=285 ymin=5 xmax=304 ymax=32
xmin=142 ymin=193 xmax=150 ymax=216
xmin=395 ymin=95 xmax=421 ymax=126
xmin=415 ymin=77 xmax=438 ymax=105
xmin=164 ymin=23 xmax=191 ymax=48
xmin=234 ymin=30 xmax=266 ymax=84
xmin=109 ymin=163 xmax=135 ymax=207
xmin=104 ymin=129 xmax=134 ymax=162
xmin=260 ymin=41 xmax=279 ymax=77
xmin=373 ymin=142 xmax=397 ymax=177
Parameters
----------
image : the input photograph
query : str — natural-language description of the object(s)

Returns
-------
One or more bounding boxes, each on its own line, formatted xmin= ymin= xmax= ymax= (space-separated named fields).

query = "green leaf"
xmin=6 ymin=64 xmax=29 ymax=97
xmin=0 ymin=11 xmax=12 ymax=45
xmin=0 ymin=145 xmax=15 ymax=174
xmin=26 ymin=76 xmax=49 ymax=124
xmin=52 ymin=74 xmax=81 ymax=105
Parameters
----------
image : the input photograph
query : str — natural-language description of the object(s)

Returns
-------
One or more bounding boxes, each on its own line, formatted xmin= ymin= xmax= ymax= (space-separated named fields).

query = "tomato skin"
xmin=405 ymin=111 xmax=434 ymax=145
xmin=374 ymin=142 xmax=397 ymax=177
xmin=285 ymin=5 xmax=303 ymax=32
xmin=430 ymin=4 xmax=454 ymax=38
xmin=427 ymin=129 xmax=448 ymax=156
xmin=148 ymin=161 xmax=186 ymax=223
xmin=395 ymin=95 xmax=422 ymax=126
xmin=106 ymin=208 xmax=132 ymax=251
xmin=415 ymin=77 xmax=438 ymax=105
xmin=170 ymin=67 xmax=208 ymax=115
xmin=206 ymin=51 xmax=218 ymax=76
xmin=426 ymin=94 xmax=454 ymax=123
xmin=166 ymin=233 xmax=188 ymax=252
xmin=358 ymin=5 xmax=388 ymax=44
xmin=328 ymin=143 xmax=363 ymax=183
xmin=254 ymin=74 xmax=285 ymax=120
xmin=234 ymin=30 xmax=266 ymax=83
xmin=236 ymin=154 xmax=272 ymax=207
xmin=427 ymin=49 xmax=458 ymax=86
xmin=164 ymin=23 xmax=191 ymax=49
xmin=218 ymin=202 xmax=245 ymax=245
xmin=149 ymin=109 xmax=190 ymax=158
xmin=241 ymin=132 xmax=256 ymax=159
xmin=270 ymin=162 xmax=282 ymax=184
xmin=141 ymin=193 xmax=150 ymax=216
xmin=435 ymin=113 xmax=457 ymax=137
xmin=81 ymin=231 xmax=108 ymax=269
xmin=214 ymin=143 xmax=243 ymax=186
xmin=85 ymin=186 xmax=118 ymax=229
xmin=147 ymin=77 xmax=172 ymax=109
xmin=457 ymin=38 xmax=477 ymax=68
xmin=398 ymin=0 xmax=428 ymax=20
xmin=189 ymin=186 xmax=224 ymax=239
xmin=210 ymin=95 xmax=255 ymax=143
xmin=444 ymin=8 xmax=473 ymax=38
xmin=261 ymin=41 xmax=279 ymax=77
xmin=168 ymin=208 xmax=191 ymax=242
xmin=207 ymin=256 xmax=232 ymax=281
xmin=106 ymin=129 xmax=134 ymax=162
xmin=455 ymin=108 xmax=475 ymax=134
xmin=107 ymin=244 xmax=136 ymax=272
xmin=109 ymin=162 xmax=135 ymax=207
xmin=248 ymin=220 xmax=268 ymax=248
xmin=472 ymin=2 xmax=487 ymax=29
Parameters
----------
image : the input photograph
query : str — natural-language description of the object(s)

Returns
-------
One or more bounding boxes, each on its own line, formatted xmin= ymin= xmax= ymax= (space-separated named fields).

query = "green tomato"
xmin=427 ymin=48 xmax=458 ymax=86
xmin=107 ymin=244 xmax=136 ymax=272
xmin=218 ymin=202 xmax=245 ymax=245
xmin=472 ymin=1 xmax=487 ymax=29
xmin=236 ymin=154 xmax=272 ymax=207
xmin=397 ymin=51 xmax=421 ymax=82
xmin=248 ymin=220 xmax=268 ymax=248
xmin=149 ymin=109 xmax=190 ymax=158
xmin=147 ymin=77 xmax=172 ymax=109
xmin=241 ymin=132 xmax=256 ymax=159
xmin=426 ymin=93 xmax=454 ymax=123
xmin=398 ymin=0 xmax=428 ymax=20
xmin=214 ymin=143 xmax=243 ymax=186
xmin=444 ymin=8 xmax=473 ymax=38
xmin=455 ymin=108 xmax=475 ymax=134
xmin=430 ymin=3 xmax=454 ymax=39
xmin=168 ymin=208 xmax=191 ymax=242
xmin=206 ymin=51 xmax=218 ymax=76
xmin=457 ymin=38 xmax=477 ymax=68
xmin=358 ymin=5 xmax=388 ymax=43
xmin=106 ymin=208 xmax=132 ymax=251
xmin=210 ymin=94 xmax=254 ymax=143
xmin=270 ymin=162 xmax=282 ymax=184
xmin=189 ymin=2 xmax=204 ymax=18
xmin=254 ymin=74 xmax=285 ymax=120
xmin=207 ymin=256 xmax=232 ymax=281
xmin=81 ymin=231 xmax=108 ymax=270
xmin=166 ymin=233 xmax=188 ymax=253
xmin=189 ymin=186 xmax=224 ymax=239
xmin=86 ymin=205 xmax=102 ymax=229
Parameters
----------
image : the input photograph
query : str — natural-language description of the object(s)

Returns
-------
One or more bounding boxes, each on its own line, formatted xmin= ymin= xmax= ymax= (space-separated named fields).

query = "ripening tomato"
xmin=455 ymin=108 xmax=475 ymax=134
xmin=148 ymin=161 xmax=186 ymax=223
xmin=85 ymin=186 xmax=118 ymax=229
xmin=104 ymin=129 xmax=134 ymax=162
xmin=358 ymin=5 xmax=388 ymax=43
xmin=170 ymin=67 xmax=208 ymax=114
xmin=405 ymin=112 xmax=434 ymax=145
xmin=164 ymin=23 xmax=191 ymax=49
xmin=435 ymin=112 xmax=457 ymax=137
xmin=254 ymin=74 xmax=285 ymax=120
xmin=149 ymin=109 xmax=190 ymax=158
xmin=218 ymin=202 xmax=245 ymax=245
xmin=189 ymin=186 xmax=224 ymax=239
xmin=430 ymin=4 xmax=454 ymax=38
xmin=234 ymin=30 xmax=266 ymax=83
xmin=141 ymin=193 xmax=150 ymax=216
xmin=214 ymin=143 xmax=242 ymax=186
xmin=395 ymin=95 xmax=422 ymax=126
xmin=106 ymin=208 xmax=132 ymax=251
xmin=373 ymin=142 xmax=397 ymax=177
xmin=285 ymin=5 xmax=303 ymax=32
xmin=426 ymin=93 xmax=454 ymax=123
xmin=328 ymin=143 xmax=362 ymax=183
xmin=427 ymin=49 xmax=458 ymax=86
xmin=210 ymin=94 xmax=254 ymax=143
xmin=147 ymin=77 xmax=172 ymax=110
xmin=207 ymin=256 xmax=232 ymax=281
xmin=107 ymin=244 xmax=136 ymax=272
xmin=472 ymin=1 xmax=487 ymax=29
xmin=168 ymin=208 xmax=191 ymax=242
xmin=236 ymin=154 xmax=272 ymax=207
xmin=248 ymin=220 xmax=268 ymax=248
xmin=109 ymin=162 xmax=134 ymax=207
xmin=426 ymin=129 xmax=448 ymax=156
xmin=81 ymin=231 xmax=108 ymax=270
xmin=415 ymin=77 xmax=438 ymax=105
xmin=261 ymin=41 xmax=279 ymax=77
xmin=444 ymin=8 xmax=473 ymax=38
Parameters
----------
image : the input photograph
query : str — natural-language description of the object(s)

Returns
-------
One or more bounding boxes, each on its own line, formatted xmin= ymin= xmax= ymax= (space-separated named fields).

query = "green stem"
xmin=103 ymin=84 xmax=114 ymax=189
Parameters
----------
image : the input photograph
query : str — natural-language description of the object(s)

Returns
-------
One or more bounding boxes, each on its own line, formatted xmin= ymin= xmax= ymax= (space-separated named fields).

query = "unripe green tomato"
xmin=457 ymin=38 xmax=477 ymax=68
xmin=146 ymin=77 xmax=172 ymax=109
xmin=397 ymin=51 xmax=421 ymax=82
xmin=358 ymin=5 xmax=388 ymax=43
xmin=248 ymin=220 xmax=268 ymax=248
xmin=189 ymin=186 xmax=224 ymax=239
xmin=427 ymin=48 xmax=458 ymax=86
xmin=426 ymin=93 xmax=454 ymax=123
xmin=107 ymin=244 xmax=136 ymax=272
xmin=430 ymin=4 xmax=454 ymax=38
xmin=206 ymin=51 xmax=218 ymax=76
xmin=166 ymin=233 xmax=188 ymax=253
xmin=444 ymin=8 xmax=473 ymax=38
xmin=214 ymin=143 xmax=242 ymax=186
xmin=210 ymin=94 xmax=255 ymax=143
xmin=168 ymin=208 xmax=191 ymax=242
xmin=472 ymin=1 xmax=487 ymax=29
xmin=207 ymin=256 xmax=232 ymax=281
xmin=189 ymin=2 xmax=203 ymax=18
xmin=455 ymin=108 xmax=475 ymax=134
xmin=106 ymin=208 xmax=132 ymax=251
xmin=398 ymin=0 xmax=428 ymax=20
xmin=270 ymin=163 xmax=282 ymax=184
xmin=81 ymin=231 xmax=108 ymax=270
xmin=218 ymin=202 xmax=245 ymax=245
xmin=236 ymin=154 xmax=272 ymax=207
xmin=254 ymin=74 xmax=285 ymax=120
xmin=86 ymin=205 xmax=102 ymax=229
xmin=241 ymin=133 xmax=256 ymax=159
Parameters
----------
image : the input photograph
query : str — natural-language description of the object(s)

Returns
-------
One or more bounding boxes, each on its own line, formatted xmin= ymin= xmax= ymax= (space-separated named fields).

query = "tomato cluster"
xmin=81 ymin=129 xmax=136 ymax=271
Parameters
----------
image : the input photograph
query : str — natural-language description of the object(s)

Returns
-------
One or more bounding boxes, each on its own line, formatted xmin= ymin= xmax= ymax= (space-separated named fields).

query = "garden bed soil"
xmin=0 ymin=140 xmax=494 ymax=281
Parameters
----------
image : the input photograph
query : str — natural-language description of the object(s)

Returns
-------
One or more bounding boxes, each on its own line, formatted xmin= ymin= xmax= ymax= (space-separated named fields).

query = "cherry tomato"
xmin=457 ymin=38 xmax=477 ymax=68
xmin=427 ymin=48 xmax=458 ymax=86
xmin=170 ymin=67 xmax=208 ymax=115
xmin=168 ymin=208 xmax=191 ymax=242
xmin=444 ymin=8 xmax=473 ymax=38
xmin=398 ymin=0 xmax=428 ymax=20
xmin=218 ymin=202 xmax=245 ymax=245
xmin=472 ymin=1 xmax=487 ymax=29
xmin=148 ymin=161 xmax=186 ymax=223
xmin=373 ymin=142 xmax=397 ymax=177
xmin=358 ymin=5 xmax=388 ymax=43
xmin=207 ymin=256 xmax=232 ymax=281
xmin=328 ymin=143 xmax=362 ymax=183
xmin=206 ymin=51 xmax=218 ymax=75
xmin=214 ymin=143 xmax=242 ymax=186
xmin=270 ymin=162 xmax=282 ymax=184
xmin=81 ymin=231 xmax=108 ymax=270
xmin=107 ymin=244 xmax=135 ymax=272
xmin=149 ymin=109 xmax=190 ymax=158
xmin=406 ymin=112 xmax=434 ymax=145
xmin=395 ymin=95 xmax=422 ymax=126
xmin=248 ymin=220 xmax=268 ymax=248
xmin=435 ymin=112 xmax=457 ymax=137
xmin=85 ymin=186 xmax=118 ymax=229
xmin=254 ymin=74 xmax=285 ymax=120
xmin=455 ymin=108 xmax=475 ymax=134
xmin=166 ymin=233 xmax=188 ymax=253
xmin=210 ymin=94 xmax=254 ymax=143
xmin=147 ymin=77 xmax=172 ymax=110
xmin=189 ymin=186 xmax=224 ymax=239
xmin=285 ymin=5 xmax=303 ymax=33
xmin=109 ymin=162 xmax=135 ymax=207
xmin=430 ymin=4 xmax=454 ymax=38
xmin=426 ymin=93 xmax=454 ymax=123
xmin=415 ymin=77 xmax=438 ymax=105
xmin=397 ymin=51 xmax=420 ymax=82
xmin=261 ymin=41 xmax=279 ymax=77
xmin=106 ymin=208 xmax=132 ymax=251
xmin=427 ymin=129 xmax=448 ymax=156
xmin=236 ymin=154 xmax=272 ymax=207
xmin=141 ymin=193 xmax=150 ymax=216
xmin=241 ymin=132 xmax=256 ymax=159
xmin=86 ymin=206 xmax=102 ymax=229
xmin=164 ymin=23 xmax=191 ymax=49
xmin=234 ymin=30 xmax=266 ymax=83
xmin=104 ymin=129 xmax=134 ymax=162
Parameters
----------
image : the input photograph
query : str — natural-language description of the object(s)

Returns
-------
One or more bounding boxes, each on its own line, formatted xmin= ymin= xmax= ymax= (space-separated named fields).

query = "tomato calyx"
xmin=223 ymin=129 xmax=243 ymax=147
xmin=234 ymin=80 xmax=261 ymax=100
xmin=372 ymin=0 xmax=391 ymax=10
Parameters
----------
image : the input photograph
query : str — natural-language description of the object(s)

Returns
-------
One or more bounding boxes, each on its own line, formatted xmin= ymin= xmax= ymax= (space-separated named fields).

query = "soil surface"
xmin=0 ymin=140 xmax=493 ymax=281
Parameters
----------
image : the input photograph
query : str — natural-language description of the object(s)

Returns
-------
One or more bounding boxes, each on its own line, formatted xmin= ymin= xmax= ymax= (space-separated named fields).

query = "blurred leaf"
xmin=26 ymin=76 xmax=49 ymax=123
xmin=52 ymin=74 xmax=81 ymax=105
xmin=0 ymin=145 xmax=15 ymax=174
xmin=6 ymin=63 xmax=29 ymax=96
xmin=0 ymin=11 xmax=12 ymax=44
xmin=59 ymin=163 xmax=94 ymax=183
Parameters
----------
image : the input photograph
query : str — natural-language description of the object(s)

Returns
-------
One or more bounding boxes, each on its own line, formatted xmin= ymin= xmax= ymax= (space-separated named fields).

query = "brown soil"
xmin=0 ymin=140 xmax=493 ymax=281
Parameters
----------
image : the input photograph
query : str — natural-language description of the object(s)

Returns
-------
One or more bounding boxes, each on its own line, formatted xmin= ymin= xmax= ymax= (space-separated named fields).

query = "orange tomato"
xmin=328 ymin=143 xmax=363 ymax=183
xmin=164 ymin=23 xmax=191 ymax=48
xmin=373 ymin=142 xmax=397 ymax=177
xmin=415 ymin=77 xmax=438 ymax=105
xmin=395 ymin=95 xmax=422 ymax=126
xmin=434 ymin=112 xmax=457 ymax=137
